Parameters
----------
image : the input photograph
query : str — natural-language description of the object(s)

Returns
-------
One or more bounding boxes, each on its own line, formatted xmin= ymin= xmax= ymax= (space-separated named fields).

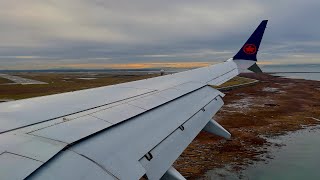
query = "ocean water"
xmin=204 ymin=124 xmax=320 ymax=180
xmin=272 ymin=73 xmax=320 ymax=81
xmin=243 ymin=126 xmax=320 ymax=180
xmin=261 ymin=64 xmax=320 ymax=81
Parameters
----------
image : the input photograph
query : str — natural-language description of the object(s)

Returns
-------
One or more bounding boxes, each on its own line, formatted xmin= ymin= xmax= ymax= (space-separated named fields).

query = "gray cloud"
xmin=0 ymin=0 xmax=320 ymax=69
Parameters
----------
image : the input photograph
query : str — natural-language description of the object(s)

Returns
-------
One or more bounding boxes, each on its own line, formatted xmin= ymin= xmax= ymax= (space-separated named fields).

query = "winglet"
xmin=233 ymin=20 xmax=268 ymax=61
xmin=231 ymin=20 xmax=268 ymax=73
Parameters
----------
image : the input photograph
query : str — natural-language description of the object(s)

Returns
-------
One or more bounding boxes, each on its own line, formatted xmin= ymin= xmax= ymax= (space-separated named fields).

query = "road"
xmin=0 ymin=73 xmax=47 ymax=85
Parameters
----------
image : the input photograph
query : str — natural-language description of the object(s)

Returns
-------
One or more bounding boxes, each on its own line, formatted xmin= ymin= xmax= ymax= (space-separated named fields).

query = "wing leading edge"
xmin=0 ymin=20 xmax=268 ymax=180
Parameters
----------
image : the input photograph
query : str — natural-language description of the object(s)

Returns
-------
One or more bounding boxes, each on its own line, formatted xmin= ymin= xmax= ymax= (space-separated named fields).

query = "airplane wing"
xmin=0 ymin=20 xmax=268 ymax=180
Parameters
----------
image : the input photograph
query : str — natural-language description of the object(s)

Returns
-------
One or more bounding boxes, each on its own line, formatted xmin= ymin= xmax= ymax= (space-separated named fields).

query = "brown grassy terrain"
xmin=0 ymin=77 xmax=13 ymax=84
xmin=174 ymin=73 xmax=320 ymax=179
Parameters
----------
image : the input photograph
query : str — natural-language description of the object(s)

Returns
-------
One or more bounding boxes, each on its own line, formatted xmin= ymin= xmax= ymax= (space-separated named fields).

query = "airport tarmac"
xmin=0 ymin=73 xmax=47 ymax=85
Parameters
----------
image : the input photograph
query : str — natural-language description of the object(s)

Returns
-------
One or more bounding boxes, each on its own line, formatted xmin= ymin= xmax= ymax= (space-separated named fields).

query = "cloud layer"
xmin=0 ymin=0 xmax=319 ymax=69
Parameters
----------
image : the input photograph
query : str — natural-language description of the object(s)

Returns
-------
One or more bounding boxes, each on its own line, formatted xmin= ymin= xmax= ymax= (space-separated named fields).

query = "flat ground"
xmin=0 ymin=77 xmax=13 ymax=84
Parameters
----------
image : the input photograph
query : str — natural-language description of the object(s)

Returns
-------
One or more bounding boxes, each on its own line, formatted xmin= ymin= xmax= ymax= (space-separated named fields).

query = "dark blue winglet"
xmin=233 ymin=20 xmax=268 ymax=61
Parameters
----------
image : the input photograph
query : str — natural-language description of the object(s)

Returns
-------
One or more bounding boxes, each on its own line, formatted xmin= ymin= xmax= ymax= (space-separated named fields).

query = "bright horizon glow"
xmin=0 ymin=61 xmax=313 ymax=71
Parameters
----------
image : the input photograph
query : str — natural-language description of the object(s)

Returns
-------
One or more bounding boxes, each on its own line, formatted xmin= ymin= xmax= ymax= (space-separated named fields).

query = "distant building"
xmin=160 ymin=69 xmax=165 ymax=76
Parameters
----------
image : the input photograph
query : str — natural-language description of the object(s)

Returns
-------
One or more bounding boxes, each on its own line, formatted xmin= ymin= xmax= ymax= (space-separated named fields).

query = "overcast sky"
xmin=0 ymin=0 xmax=319 ymax=69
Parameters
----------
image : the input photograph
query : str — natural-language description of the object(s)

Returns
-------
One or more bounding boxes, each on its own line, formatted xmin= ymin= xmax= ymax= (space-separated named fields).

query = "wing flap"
xmin=141 ymin=96 xmax=224 ymax=180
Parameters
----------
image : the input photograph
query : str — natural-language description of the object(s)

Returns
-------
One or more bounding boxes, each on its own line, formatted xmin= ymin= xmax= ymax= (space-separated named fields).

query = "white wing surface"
xmin=0 ymin=20 xmax=268 ymax=180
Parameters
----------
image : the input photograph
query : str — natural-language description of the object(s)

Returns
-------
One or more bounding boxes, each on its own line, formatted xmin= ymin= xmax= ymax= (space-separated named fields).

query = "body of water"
xmin=244 ymin=126 xmax=320 ymax=180
xmin=204 ymin=126 xmax=320 ymax=180
xmin=262 ymin=64 xmax=320 ymax=81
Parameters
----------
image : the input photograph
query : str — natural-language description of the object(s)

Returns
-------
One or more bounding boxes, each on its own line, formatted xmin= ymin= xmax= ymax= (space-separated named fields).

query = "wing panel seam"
xmin=71 ymin=150 xmax=120 ymax=180
xmin=2 ymin=151 xmax=44 ymax=163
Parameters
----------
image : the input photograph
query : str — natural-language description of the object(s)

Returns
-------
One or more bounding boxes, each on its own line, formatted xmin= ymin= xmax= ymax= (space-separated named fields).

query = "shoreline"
xmin=174 ymin=73 xmax=320 ymax=179
xmin=203 ymin=124 xmax=320 ymax=179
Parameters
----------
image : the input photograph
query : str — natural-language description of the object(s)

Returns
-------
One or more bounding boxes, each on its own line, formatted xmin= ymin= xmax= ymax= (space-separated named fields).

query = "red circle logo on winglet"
xmin=243 ymin=44 xmax=257 ymax=54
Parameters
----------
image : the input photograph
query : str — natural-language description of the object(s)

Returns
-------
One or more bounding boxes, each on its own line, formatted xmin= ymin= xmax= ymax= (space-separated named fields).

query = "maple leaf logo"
xmin=243 ymin=44 xmax=257 ymax=54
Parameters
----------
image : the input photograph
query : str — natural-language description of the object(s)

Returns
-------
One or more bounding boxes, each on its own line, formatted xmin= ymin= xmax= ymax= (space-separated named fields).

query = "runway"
xmin=0 ymin=73 xmax=47 ymax=85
